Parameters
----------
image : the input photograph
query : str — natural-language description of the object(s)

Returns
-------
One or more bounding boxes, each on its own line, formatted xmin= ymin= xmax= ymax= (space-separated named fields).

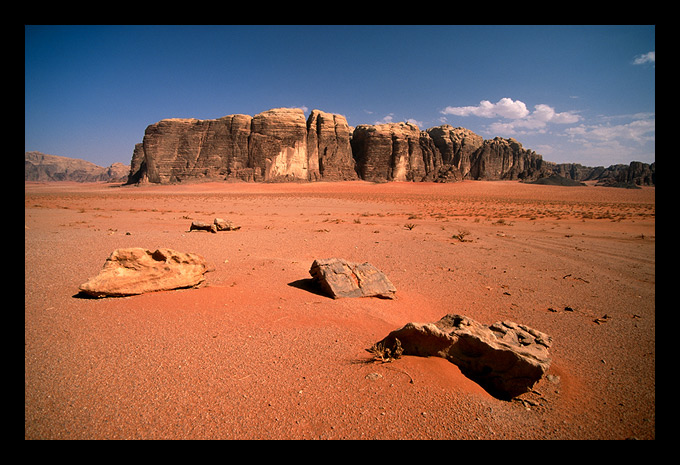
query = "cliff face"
xmin=351 ymin=122 xmax=427 ymax=182
xmin=426 ymin=125 xmax=483 ymax=178
xmin=126 ymin=108 xmax=653 ymax=186
xmin=545 ymin=160 xmax=656 ymax=187
xmin=468 ymin=137 xmax=546 ymax=181
xmin=128 ymin=108 xmax=357 ymax=184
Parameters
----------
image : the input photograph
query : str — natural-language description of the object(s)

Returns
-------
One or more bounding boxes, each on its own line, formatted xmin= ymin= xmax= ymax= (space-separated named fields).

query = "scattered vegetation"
xmin=367 ymin=339 xmax=403 ymax=363
xmin=451 ymin=229 xmax=472 ymax=242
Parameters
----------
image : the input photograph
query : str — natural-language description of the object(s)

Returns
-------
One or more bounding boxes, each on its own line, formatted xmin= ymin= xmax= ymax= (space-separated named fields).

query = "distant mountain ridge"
xmin=25 ymin=151 xmax=129 ymax=182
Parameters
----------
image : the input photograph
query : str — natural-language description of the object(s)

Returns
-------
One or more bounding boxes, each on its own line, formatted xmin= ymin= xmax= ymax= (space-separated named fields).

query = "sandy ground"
xmin=25 ymin=180 xmax=655 ymax=440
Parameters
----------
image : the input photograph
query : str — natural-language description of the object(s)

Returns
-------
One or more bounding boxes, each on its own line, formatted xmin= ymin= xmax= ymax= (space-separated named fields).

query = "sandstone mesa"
xmin=124 ymin=107 xmax=655 ymax=187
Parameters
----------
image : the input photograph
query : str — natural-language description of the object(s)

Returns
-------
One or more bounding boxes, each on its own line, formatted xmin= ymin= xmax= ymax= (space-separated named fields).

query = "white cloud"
xmin=565 ymin=117 xmax=655 ymax=144
xmin=442 ymin=98 xmax=580 ymax=136
xmin=374 ymin=113 xmax=395 ymax=125
xmin=532 ymin=104 xmax=580 ymax=124
xmin=406 ymin=118 xmax=424 ymax=128
xmin=442 ymin=98 xmax=529 ymax=119
xmin=632 ymin=51 xmax=655 ymax=65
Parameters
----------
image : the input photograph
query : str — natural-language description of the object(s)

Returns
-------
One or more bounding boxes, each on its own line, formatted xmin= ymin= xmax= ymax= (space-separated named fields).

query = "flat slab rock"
xmin=374 ymin=314 xmax=552 ymax=399
xmin=78 ymin=248 xmax=208 ymax=297
xmin=309 ymin=258 xmax=396 ymax=299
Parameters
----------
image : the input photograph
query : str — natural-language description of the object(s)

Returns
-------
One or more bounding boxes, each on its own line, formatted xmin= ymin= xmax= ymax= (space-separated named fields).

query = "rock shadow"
xmin=287 ymin=278 xmax=331 ymax=298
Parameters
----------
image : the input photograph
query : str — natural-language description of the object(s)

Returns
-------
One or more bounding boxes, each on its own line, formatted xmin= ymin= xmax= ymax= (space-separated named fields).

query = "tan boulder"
xmin=373 ymin=314 xmax=552 ymax=399
xmin=78 ymin=248 xmax=208 ymax=297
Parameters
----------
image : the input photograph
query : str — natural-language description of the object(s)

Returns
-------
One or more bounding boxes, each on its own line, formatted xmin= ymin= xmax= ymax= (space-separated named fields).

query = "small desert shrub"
xmin=452 ymin=229 xmax=472 ymax=242
xmin=404 ymin=223 xmax=417 ymax=230
xmin=367 ymin=339 xmax=403 ymax=363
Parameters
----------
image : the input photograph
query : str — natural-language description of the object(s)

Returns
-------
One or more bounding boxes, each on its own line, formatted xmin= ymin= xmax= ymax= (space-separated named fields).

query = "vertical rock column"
xmin=248 ymin=108 xmax=310 ymax=181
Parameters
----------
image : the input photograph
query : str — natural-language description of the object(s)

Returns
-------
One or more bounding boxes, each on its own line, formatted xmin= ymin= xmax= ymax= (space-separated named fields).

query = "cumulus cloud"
xmin=406 ymin=118 xmax=424 ymax=128
xmin=632 ymin=51 xmax=655 ymax=66
xmin=374 ymin=113 xmax=395 ymax=124
xmin=441 ymin=98 xmax=529 ymax=119
xmin=441 ymin=98 xmax=580 ymax=136
xmin=565 ymin=117 xmax=655 ymax=144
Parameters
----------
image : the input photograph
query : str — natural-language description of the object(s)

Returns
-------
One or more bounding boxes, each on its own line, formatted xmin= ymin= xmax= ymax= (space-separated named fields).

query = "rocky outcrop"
xmin=468 ymin=137 xmax=547 ymax=180
xmin=128 ymin=108 xmax=358 ymax=184
xmin=189 ymin=218 xmax=241 ymax=233
xmin=544 ymin=161 xmax=655 ymax=187
xmin=25 ymin=152 xmax=129 ymax=182
xmin=373 ymin=314 xmax=552 ymax=399
xmin=133 ymin=114 xmax=254 ymax=183
xmin=307 ymin=110 xmax=358 ymax=181
xmin=126 ymin=108 xmax=654 ymax=186
xmin=427 ymin=125 xmax=484 ymax=179
xmin=351 ymin=122 xmax=428 ymax=182
xmin=78 ymin=248 xmax=209 ymax=297
xmin=309 ymin=258 xmax=396 ymax=299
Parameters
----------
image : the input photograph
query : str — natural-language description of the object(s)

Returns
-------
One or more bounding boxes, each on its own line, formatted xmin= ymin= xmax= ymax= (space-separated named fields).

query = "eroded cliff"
xmin=126 ymin=107 xmax=653 ymax=186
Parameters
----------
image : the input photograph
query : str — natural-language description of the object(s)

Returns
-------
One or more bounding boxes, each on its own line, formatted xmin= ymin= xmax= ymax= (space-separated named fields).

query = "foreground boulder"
xmin=373 ymin=314 xmax=552 ymax=398
xmin=309 ymin=258 xmax=396 ymax=299
xmin=78 ymin=248 xmax=208 ymax=297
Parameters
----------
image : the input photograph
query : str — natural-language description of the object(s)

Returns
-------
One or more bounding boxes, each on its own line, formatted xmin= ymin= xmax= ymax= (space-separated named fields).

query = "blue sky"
xmin=25 ymin=25 xmax=655 ymax=168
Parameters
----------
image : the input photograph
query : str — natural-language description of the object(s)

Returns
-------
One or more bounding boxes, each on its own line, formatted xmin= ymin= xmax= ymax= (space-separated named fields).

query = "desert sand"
xmin=25 ymin=180 xmax=655 ymax=439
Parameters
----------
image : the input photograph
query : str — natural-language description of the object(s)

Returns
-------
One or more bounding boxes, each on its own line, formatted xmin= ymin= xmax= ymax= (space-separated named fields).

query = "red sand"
xmin=25 ymin=180 xmax=655 ymax=439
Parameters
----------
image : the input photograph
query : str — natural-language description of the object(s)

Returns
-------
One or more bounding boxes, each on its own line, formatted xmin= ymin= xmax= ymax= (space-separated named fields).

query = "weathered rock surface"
xmin=351 ymin=122 xmax=428 ymax=182
xmin=544 ymin=160 xmax=655 ymax=187
xmin=249 ymin=108 xmax=309 ymax=181
xmin=25 ymin=151 xmax=129 ymax=182
xmin=78 ymin=248 xmax=208 ymax=297
xmin=309 ymin=258 xmax=396 ymax=299
xmin=125 ymin=108 xmax=654 ymax=186
xmin=128 ymin=108 xmax=358 ymax=184
xmin=132 ymin=114 xmax=254 ymax=183
xmin=374 ymin=314 xmax=552 ymax=398
xmin=427 ymin=125 xmax=484 ymax=179
xmin=189 ymin=221 xmax=218 ymax=233
xmin=468 ymin=137 xmax=547 ymax=180
xmin=188 ymin=218 xmax=241 ymax=233
xmin=307 ymin=110 xmax=358 ymax=181
xmin=213 ymin=218 xmax=241 ymax=231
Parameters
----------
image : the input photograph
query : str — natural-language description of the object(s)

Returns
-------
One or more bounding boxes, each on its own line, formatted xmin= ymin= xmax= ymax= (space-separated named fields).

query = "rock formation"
xmin=544 ymin=160 xmax=655 ymax=187
xmin=467 ymin=137 xmax=547 ymax=180
xmin=125 ymin=108 xmax=654 ymax=186
xmin=128 ymin=108 xmax=358 ymax=184
xmin=78 ymin=248 xmax=208 ymax=297
xmin=309 ymin=258 xmax=396 ymax=299
xmin=351 ymin=122 xmax=428 ymax=182
xmin=373 ymin=314 xmax=552 ymax=399
xmin=307 ymin=110 xmax=358 ymax=181
xmin=426 ymin=125 xmax=483 ymax=179
xmin=189 ymin=218 xmax=241 ymax=233
xmin=25 ymin=151 xmax=129 ymax=182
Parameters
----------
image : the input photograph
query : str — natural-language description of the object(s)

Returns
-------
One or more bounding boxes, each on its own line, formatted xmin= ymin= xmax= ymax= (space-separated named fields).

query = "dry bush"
xmin=367 ymin=339 xmax=403 ymax=363
xmin=452 ymin=229 xmax=472 ymax=242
